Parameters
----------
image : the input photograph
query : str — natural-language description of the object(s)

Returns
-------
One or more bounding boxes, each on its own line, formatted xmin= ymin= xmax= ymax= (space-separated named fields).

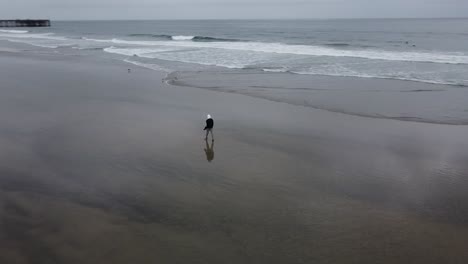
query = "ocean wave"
xmin=324 ymin=43 xmax=377 ymax=49
xmin=172 ymin=35 xmax=195 ymax=41
xmin=4 ymin=40 xmax=59 ymax=48
xmin=289 ymin=70 xmax=468 ymax=87
xmin=104 ymin=46 xmax=245 ymax=69
xmin=260 ymin=67 xmax=468 ymax=87
xmin=128 ymin=33 xmax=171 ymax=39
xmin=262 ymin=68 xmax=289 ymax=73
xmin=0 ymin=32 xmax=73 ymax=49
xmin=192 ymin=36 xmax=241 ymax=42
xmin=324 ymin=43 xmax=352 ymax=47
xmin=85 ymin=38 xmax=152 ymax=46
xmin=112 ymin=45 xmax=262 ymax=69
xmin=0 ymin=32 xmax=64 ymax=40
xmin=0 ymin=29 xmax=29 ymax=34
xmin=128 ymin=33 xmax=241 ymax=42
xmin=103 ymin=46 xmax=180 ymax=56
xmin=102 ymin=42 xmax=468 ymax=85
xmin=261 ymin=67 xmax=466 ymax=86
xmin=72 ymin=47 xmax=104 ymax=51
xmin=87 ymin=38 xmax=468 ymax=65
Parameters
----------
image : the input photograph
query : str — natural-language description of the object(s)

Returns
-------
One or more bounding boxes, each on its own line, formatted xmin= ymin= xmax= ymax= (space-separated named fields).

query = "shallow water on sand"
xmin=167 ymin=70 xmax=468 ymax=125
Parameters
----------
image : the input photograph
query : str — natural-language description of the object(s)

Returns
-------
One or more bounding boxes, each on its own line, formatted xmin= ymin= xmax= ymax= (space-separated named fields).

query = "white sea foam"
xmin=263 ymin=68 xmax=289 ymax=73
xmin=160 ymin=41 xmax=468 ymax=65
xmin=1 ymin=38 xmax=59 ymax=48
xmin=104 ymin=46 xmax=257 ymax=69
xmin=171 ymin=35 xmax=195 ymax=41
xmin=291 ymin=69 xmax=466 ymax=86
xmin=103 ymin=46 xmax=180 ymax=57
xmin=123 ymin=59 xmax=170 ymax=72
xmin=86 ymin=38 xmax=468 ymax=65
xmin=0 ymin=32 xmax=65 ymax=40
xmin=2 ymin=31 xmax=467 ymax=86
xmin=0 ymin=29 xmax=29 ymax=34
xmin=0 ymin=32 xmax=80 ymax=49
xmin=85 ymin=38 xmax=155 ymax=46
xmin=104 ymin=46 xmax=144 ymax=56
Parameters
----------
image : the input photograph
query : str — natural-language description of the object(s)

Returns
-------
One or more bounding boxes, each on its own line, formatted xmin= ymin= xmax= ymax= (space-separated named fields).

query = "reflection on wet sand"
xmin=2 ymin=52 xmax=468 ymax=264
xmin=204 ymin=139 xmax=214 ymax=162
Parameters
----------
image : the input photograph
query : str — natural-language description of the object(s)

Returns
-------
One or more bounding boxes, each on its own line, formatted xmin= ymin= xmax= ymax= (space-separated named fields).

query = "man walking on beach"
xmin=204 ymin=114 xmax=214 ymax=141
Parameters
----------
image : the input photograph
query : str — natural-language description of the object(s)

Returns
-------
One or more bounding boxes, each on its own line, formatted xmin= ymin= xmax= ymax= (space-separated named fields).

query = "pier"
xmin=0 ymin=20 xmax=50 ymax=27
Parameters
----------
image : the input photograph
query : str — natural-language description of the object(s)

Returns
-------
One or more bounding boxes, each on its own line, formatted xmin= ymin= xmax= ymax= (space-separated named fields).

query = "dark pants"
xmin=205 ymin=129 xmax=214 ymax=140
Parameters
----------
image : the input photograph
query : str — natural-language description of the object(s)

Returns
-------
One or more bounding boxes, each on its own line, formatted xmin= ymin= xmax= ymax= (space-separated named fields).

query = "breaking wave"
xmin=0 ymin=29 xmax=29 ymax=34
xmin=128 ymin=34 xmax=241 ymax=42
xmin=0 ymin=32 xmax=72 ymax=49
xmin=90 ymin=38 xmax=468 ymax=65
xmin=2 ymin=28 xmax=467 ymax=87
xmin=8 ymin=33 xmax=467 ymax=65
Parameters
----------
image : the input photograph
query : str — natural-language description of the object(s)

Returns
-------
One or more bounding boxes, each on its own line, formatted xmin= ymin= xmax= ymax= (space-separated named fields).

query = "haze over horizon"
xmin=1 ymin=0 xmax=467 ymax=20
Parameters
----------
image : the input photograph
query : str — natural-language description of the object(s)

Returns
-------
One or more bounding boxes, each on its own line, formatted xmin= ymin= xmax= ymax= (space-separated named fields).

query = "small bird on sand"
xmin=204 ymin=114 xmax=214 ymax=141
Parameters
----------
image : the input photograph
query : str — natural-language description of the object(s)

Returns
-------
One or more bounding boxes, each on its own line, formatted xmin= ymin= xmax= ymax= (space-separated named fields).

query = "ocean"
xmin=1 ymin=19 xmax=468 ymax=86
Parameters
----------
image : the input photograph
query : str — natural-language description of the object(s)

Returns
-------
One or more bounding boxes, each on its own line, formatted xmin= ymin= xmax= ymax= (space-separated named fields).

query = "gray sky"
xmin=1 ymin=0 xmax=467 ymax=20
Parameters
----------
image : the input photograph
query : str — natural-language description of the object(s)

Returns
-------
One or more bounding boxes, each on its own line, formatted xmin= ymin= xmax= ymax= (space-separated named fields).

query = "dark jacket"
xmin=204 ymin=118 xmax=214 ymax=130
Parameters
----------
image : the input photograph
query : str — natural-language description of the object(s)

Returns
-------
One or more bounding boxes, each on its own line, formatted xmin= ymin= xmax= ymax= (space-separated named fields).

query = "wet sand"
xmin=166 ymin=70 xmax=468 ymax=125
xmin=1 ymin=51 xmax=468 ymax=264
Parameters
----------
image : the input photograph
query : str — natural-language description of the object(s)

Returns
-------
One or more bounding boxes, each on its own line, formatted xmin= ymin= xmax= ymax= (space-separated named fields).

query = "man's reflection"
xmin=204 ymin=139 xmax=214 ymax=162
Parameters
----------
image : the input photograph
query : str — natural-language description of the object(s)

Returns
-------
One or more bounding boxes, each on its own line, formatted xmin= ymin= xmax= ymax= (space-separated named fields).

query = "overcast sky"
xmin=1 ymin=0 xmax=467 ymax=20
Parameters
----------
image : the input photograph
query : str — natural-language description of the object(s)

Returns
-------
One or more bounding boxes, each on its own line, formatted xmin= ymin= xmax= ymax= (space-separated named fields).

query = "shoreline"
xmin=165 ymin=69 xmax=468 ymax=125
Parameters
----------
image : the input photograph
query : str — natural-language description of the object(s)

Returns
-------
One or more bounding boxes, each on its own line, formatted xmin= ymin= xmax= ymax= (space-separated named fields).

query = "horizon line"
xmin=43 ymin=17 xmax=468 ymax=22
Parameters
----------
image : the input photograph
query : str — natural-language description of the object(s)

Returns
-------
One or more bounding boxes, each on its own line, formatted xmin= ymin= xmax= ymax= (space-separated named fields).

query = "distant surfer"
xmin=204 ymin=114 xmax=214 ymax=141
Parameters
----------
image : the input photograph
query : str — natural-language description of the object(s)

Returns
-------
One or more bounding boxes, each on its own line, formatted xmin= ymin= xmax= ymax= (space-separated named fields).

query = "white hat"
xmin=207 ymin=114 xmax=212 ymax=119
